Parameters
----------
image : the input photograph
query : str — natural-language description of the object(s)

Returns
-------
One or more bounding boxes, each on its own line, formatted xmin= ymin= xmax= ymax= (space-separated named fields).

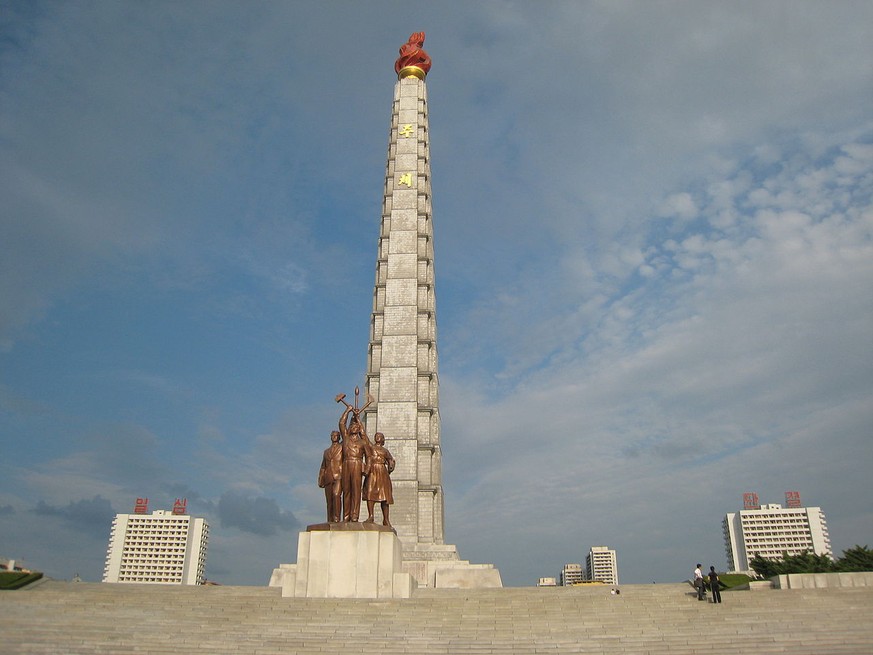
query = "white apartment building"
xmin=723 ymin=503 xmax=831 ymax=573
xmin=560 ymin=563 xmax=584 ymax=586
xmin=103 ymin=509 xmax=209 ymax=585
xmin=586 ymin=546 xmax=618 ymax=585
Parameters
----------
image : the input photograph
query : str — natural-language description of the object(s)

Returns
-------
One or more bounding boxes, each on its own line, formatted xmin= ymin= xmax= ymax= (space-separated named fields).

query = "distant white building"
xmin=723 ymin=500 xmax=831 ymax=574
xmin=0 ymin=557 xmax=27 ymax=572
xmin=560 ymin=563 xmax=584 ymax=586
xmin=586 ymin=546 xmax=618 ymax=585
xmin=103 ymin=502 xmax=208 ymax=585
xmin=537 ymin=577 xmax=557 ymax=587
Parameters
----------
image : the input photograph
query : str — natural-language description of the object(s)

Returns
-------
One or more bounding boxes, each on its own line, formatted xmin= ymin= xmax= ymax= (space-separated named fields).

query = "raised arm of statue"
xmin=357 ymin=414 xmax=371 ymax=444
xmin=362 ymin=427 xmax=374 ymax=464
xmin=338 ymin=406 xmax=352 ymax=439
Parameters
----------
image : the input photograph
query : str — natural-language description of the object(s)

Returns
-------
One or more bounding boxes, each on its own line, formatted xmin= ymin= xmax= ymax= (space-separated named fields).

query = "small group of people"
xmin=318 ymin=404 xmax=395 ymax=527
xmin=693 ymin=563 xmax=722 ymax=603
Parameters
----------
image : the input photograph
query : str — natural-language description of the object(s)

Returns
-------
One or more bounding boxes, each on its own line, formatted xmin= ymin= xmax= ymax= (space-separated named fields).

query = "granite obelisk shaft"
xmin=364 ymin=75 xmax=446 ymax=558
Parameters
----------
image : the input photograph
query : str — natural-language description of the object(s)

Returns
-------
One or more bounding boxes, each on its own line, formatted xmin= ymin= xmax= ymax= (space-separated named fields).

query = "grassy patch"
xmin=718 ymin=573 xmax=754 ymax=589
xmin=0 ymin=571 xmax=44 ymax=590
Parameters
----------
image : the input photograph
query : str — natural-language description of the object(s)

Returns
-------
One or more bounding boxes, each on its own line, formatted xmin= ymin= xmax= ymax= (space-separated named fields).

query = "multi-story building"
xmin=103 ymin=500 xmax=209 ymax=585
xmin=586 ymin=546 xmax=619 ymax=585
xmin=537 ymin=577 xmax=557 ymax=587
xmin=560 ymin=563 xmax=584 ymax=586
xmin=723 ymin=494 xmax=831 ymax=574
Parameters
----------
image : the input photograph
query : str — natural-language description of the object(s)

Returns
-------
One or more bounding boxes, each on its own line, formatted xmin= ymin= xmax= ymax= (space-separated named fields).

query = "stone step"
xmin=3 ymin=581 xmax=871 ymax=654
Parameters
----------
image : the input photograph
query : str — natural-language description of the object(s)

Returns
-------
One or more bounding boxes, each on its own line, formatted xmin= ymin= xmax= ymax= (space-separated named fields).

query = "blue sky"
xmin=1 ymin=1 xmax=871 ymax=586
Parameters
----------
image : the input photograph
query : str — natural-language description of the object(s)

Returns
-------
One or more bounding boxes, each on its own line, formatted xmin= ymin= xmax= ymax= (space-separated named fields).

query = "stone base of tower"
xmin=402 ymin=543 xmax=503 ymax=589
xmin=269 ymin=523 xmax=416 ymax=599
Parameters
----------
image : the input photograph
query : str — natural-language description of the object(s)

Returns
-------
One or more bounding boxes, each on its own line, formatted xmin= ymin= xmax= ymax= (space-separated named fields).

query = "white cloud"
xmin=658 ymin=193 xmax=699 ymax=221
xmin=441 ymin=128 xmax=873 ymax=582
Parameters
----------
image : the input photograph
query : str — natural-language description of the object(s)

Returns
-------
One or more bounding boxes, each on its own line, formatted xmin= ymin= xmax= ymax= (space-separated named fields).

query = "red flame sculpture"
xmin=394 ymin=32 xmax=432 ymax=79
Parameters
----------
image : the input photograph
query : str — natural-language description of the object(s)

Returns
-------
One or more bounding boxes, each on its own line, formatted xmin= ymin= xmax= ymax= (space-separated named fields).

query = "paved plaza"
xmin=3 ymin=580 xmax=872 ymax=654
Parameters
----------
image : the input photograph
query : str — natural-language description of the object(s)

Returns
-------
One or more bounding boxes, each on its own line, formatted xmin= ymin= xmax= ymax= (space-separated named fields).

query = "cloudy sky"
xmin=1 ymin=1 xmax=871 ymax=586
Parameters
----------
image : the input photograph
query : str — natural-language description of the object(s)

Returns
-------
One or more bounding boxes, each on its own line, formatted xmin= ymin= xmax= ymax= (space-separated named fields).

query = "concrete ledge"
xmin=403 ymin=557 xmax=503 ymax=588
xmin=393 ymin=571 xmax=415 ymax=598
xmin=267 ymin=563 xmax=295 ymax=588
xmin=434 ymin=565 xmax=503 ymax=589
xmin=731 ymin=580 xmax=773 ymax=590
xmin=749 ymin=580 xmax=774 ymax=590
xmin=773 ymin=572 xmax=873 ymax=589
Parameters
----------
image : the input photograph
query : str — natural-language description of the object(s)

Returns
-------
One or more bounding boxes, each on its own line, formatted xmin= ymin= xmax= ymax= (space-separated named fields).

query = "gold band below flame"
xmin=397 ymin=66 xmax=426 ymax=80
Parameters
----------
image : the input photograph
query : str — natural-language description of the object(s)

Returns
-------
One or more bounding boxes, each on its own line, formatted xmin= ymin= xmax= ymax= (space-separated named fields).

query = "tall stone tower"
xmin=362 ymin=34 xmax=500 ymax=588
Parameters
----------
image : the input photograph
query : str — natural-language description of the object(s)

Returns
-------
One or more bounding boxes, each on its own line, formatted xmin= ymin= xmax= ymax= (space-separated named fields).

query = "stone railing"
xmin=772 ymin=572 xmax=873 ymax=589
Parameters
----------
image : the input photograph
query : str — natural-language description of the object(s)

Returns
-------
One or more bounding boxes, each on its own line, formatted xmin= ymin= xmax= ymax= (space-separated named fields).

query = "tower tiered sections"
xmin=359 ymin=34 xmax=500 ymax=588
xmin=363 ymin=45 xmax=445 ymax=566
xmin=271 ymin=34 xmax=500 ymax=594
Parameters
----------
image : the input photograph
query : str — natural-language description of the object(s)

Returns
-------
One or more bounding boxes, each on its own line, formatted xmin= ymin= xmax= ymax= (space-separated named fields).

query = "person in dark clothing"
xmin=708 ymin=566 xmax=722 ymax=604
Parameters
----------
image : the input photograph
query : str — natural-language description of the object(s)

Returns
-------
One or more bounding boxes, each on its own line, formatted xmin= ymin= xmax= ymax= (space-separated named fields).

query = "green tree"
xmin=749 ymin=550 xmax=835 ymax=577
xmin=751 ymin=545 xmax=873 ymax=578
xmin=749 ymin=553 xmax=781 ymax=578
xmin=792 ymin=551 xmax=837 ymax=573
xmin=835 ymin=545 xmax=873 ymax=572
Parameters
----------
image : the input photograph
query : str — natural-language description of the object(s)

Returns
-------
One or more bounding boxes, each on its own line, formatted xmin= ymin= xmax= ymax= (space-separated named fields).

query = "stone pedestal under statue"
xmin=269 ymin=523 xmax=415 ymax=599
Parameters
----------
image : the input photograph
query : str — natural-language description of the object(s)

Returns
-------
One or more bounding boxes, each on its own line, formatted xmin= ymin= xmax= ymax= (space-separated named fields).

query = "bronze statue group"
xmin=318 ymin=394 xmax=395 ymax=528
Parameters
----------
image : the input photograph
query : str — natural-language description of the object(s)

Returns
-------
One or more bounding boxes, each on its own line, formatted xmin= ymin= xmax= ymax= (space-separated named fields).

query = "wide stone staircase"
xmin=3 ymin=581 xmax=872 ymax=654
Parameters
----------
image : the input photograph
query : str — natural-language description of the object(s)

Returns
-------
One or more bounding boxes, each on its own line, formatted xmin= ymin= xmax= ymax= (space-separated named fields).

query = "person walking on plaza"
xmin=708 ymin=566 xmax=722 ymax=604
xmin=694 ymin=563 xmax=706 ymax=601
